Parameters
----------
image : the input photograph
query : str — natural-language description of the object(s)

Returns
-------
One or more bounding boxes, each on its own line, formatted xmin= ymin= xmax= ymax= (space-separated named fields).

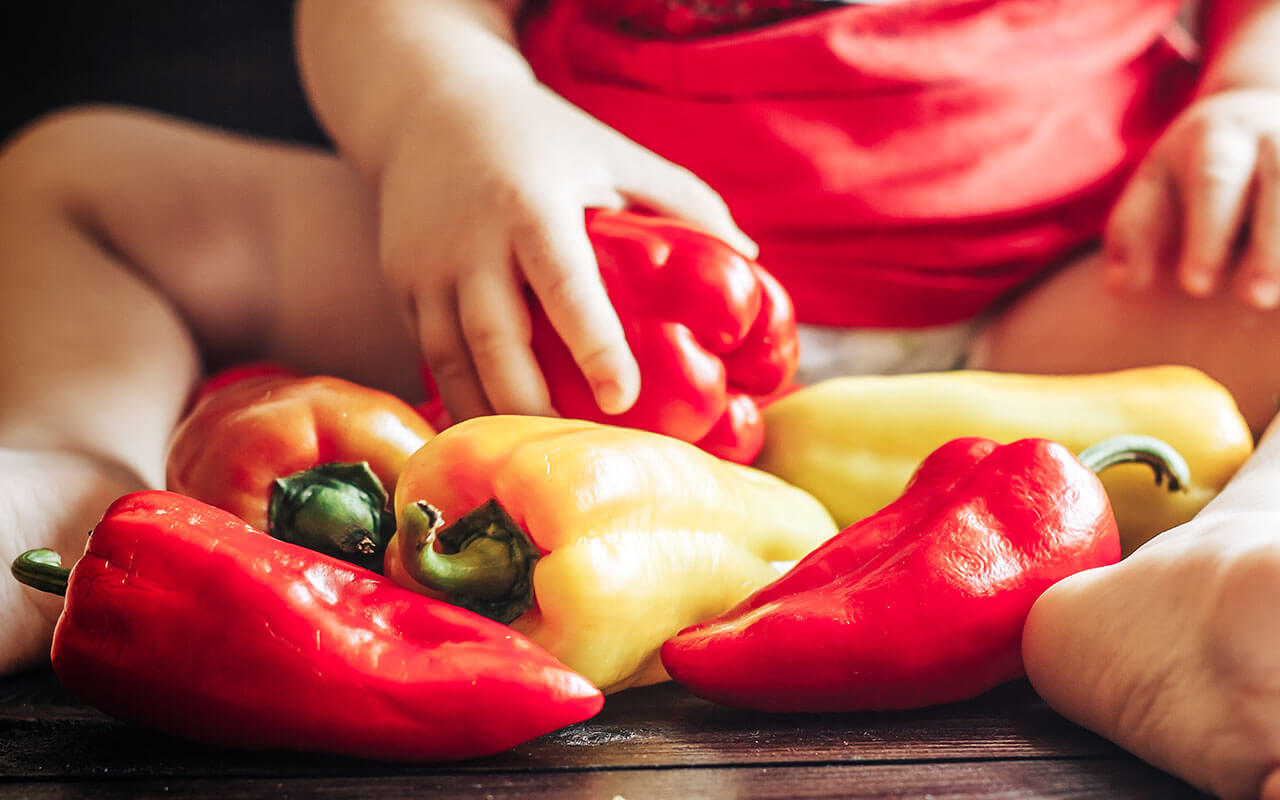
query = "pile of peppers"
xmin=10 ymin=212 xmax=1252 ymax=757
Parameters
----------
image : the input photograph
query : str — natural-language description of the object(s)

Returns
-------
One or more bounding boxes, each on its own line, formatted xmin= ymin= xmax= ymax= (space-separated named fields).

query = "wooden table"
xmin=0 ymin=669 xmax=1206 ymax=799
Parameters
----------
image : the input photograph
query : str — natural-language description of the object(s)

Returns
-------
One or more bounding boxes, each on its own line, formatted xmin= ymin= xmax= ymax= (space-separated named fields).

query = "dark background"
xmin=1 ymin=1 xmax=327 ymax=145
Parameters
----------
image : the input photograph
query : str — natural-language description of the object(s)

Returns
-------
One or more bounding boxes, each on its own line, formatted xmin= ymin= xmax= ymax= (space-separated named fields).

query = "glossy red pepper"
xmin=660 ymin=435 xmax=1188 ymax=711
xmin=538 ymin=209 xmax=799 ymax=463
xmin=10 ymin=491 xmax=603 ymax=760
xmin=421 ymin=210 xmax=798 ymax=462
xmin=167 ymin=364 xmax=435 ymax=570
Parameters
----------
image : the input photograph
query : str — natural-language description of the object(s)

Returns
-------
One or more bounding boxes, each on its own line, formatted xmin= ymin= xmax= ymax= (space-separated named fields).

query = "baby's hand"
xmin=378 ymin=79 xmax=756 ymax=422
xmin=1104 ymin=88 xmax=1280 ymax=308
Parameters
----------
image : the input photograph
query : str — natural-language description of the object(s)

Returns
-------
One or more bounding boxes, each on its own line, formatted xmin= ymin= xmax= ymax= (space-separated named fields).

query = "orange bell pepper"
xmin=166 ymin=364 xmax=435 ymax=570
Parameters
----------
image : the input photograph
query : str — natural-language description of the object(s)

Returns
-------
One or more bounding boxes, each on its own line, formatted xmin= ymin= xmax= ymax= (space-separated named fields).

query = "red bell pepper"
xmin=10 ymin=491 xmax=603 ymax=760
xmin=660 ymin=435 xmax=1188 ymax=711
xmin=419 ymin=211 xmax=798 ymax=463
xmin=167 ymin=364 xmax=435 ymax=570
xmin=536 ymin=209 xmax=798 ymax=463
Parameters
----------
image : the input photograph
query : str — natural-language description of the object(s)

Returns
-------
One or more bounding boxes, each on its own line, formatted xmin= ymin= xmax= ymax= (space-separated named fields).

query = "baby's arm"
xmin=294 ymin=0 xmax=756 ymax=421
xmin=1105 ymin=0 xmax=1280 ymax=307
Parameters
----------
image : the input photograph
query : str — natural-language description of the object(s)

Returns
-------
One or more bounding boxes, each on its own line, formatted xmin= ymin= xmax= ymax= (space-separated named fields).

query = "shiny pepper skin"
xmin=529 ymin=209 xmax=798 ymax=464
xmin=385 ymin=415 xmax=836 ymax=694
xmin=30 ymin=491 xmax=603 ymax=759
xmin=662 ymin=437 xmax=1156 ymax=712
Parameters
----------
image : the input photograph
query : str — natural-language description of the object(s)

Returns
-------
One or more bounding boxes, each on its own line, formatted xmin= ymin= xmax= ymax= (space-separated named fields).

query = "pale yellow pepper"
xmin=755 ymin=366 xmax=1253 ymax=555
xmin=385 ymin=415 xmax=836 ymax=694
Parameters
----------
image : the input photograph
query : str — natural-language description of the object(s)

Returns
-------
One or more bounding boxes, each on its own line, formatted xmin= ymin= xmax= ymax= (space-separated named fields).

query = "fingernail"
xmin=1248 ymin=280 xmax=1280 ymax=309
xmin=594 ymin=379 xmax=629 ymax=416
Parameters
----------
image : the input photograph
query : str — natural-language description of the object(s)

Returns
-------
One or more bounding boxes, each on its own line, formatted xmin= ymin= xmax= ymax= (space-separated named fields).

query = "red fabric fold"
xmin=522 ymin=0 xmax=1198 ymax=326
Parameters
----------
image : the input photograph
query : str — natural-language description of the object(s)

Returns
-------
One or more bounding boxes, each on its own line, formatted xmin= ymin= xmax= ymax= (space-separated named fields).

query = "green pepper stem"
xmin=269 ymin=461 xmax=393 ymax=572
xmin=399 ymin=499 xmax=541 ymax=624
xmin=11 ymin=549 xmax=69 ymax=596
xmin=1077 ymin=434 xmax=1190 ymax=492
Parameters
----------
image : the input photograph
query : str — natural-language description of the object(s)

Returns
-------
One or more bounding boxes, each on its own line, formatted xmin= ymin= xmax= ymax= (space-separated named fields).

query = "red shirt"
xmin=522 ymin=0 xmax=1198 ymax=327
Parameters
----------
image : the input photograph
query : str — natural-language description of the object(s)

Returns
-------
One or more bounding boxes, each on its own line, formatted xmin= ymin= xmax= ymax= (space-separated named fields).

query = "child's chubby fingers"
xmin=511 ymin=197 xmax=640 ymax=416
xmin=609 ymin=145 xmax=759 ymax=260
xmin=1103 ymin=158 xmax=1178 ymax=292
xmin=456 ymin=262 xmax=556 ymax=417
xmin=1174 ymin=123 xmax=1259 ymax=298
xmin=415 ymin=293 xmax=493 ymax=423
xmin=1232 ymin=133 xmax=1280 ymax=310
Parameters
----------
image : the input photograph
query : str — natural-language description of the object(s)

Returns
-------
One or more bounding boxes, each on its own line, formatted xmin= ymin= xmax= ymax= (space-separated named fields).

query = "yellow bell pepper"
xmin=754 ymin=365 xmax=1253 ymax=555
xmin=384 ymin=415 xmax=837 ymax=694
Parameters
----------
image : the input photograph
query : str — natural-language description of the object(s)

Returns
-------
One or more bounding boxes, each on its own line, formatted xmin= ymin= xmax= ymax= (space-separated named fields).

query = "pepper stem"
xmin=268 ymin=461 xmax=394 ymax=572
xmin=1077 ymin=434 xmax=1190 ymax=492
xmin=11 ymin=549 xmax=69 ymax=596
xmin=399 ymin=499 xmax=541 ymax=624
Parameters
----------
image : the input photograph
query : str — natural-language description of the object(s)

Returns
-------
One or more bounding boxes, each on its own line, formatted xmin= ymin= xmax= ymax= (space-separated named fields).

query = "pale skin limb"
xmin=1019 ymin=410 xmax=1280 ymax=800
xmin=294 ymin=0 xmax=757 ymax=422
xmin=0 ymin=107 xmax=416 ymax=674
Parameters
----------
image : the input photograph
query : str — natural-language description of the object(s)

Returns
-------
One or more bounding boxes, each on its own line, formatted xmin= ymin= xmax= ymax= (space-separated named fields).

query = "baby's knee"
xmin=0 ymin=105 xmax=150 ymax=196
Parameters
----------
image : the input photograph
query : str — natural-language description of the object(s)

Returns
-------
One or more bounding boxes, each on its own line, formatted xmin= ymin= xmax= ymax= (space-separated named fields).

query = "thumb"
xmin=612 ymin=149 xmax=758 ymax=259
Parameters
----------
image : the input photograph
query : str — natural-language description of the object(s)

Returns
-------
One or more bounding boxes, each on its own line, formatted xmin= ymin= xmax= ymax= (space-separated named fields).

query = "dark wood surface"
xmin=0 ymin=669 xmax=1206 ymax=799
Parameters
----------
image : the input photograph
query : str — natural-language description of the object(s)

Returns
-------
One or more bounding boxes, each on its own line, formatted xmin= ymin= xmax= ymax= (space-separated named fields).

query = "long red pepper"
xmin=11 ymin=491 xmax=602 ymax=759
xmin=660 ymin=435 xmax=1188 ymax=711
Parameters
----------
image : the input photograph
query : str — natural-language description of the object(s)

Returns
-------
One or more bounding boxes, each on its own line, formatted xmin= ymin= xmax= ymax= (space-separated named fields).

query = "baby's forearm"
xmin=295 ymin=0 xmax=535 ymax=181
xmin=1199 ymin=0 xmax=1280 ymax=94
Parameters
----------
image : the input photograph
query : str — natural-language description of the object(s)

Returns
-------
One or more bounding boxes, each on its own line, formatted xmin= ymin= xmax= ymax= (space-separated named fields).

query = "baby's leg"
xmin=970 ymin=249 xmax=1280 ymax=435
xmin=972 ymin=251 xmax=1280 ymax=798
xmin=0 ymin=107 xmax=416 ymax=674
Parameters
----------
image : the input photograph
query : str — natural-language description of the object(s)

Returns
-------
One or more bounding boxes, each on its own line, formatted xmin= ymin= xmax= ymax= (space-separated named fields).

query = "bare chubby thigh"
xmin=2 ymin=106 xmax=420 ymax=401
xmin=971 ymin=248 xmax=1280 ymax=436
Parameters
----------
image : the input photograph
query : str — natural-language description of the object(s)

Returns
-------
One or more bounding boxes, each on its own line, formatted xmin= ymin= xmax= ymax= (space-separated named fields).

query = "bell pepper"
xmin=422 ymin=209 xmax=799 ymax=463
xmin=383 ymin=415 xmax=837 ymax=694
xmin=754 ymin=365 xmax=1253 ymax=554
xmin=532 ymin=209 xmax=797 ymax=464
xmin=9 ymin=491 xmax=603 ymax=759
xmin=661 ymin=434 xmax=1188 ymax=712
xmin=166 ymin=364 xmax=435 ymax=570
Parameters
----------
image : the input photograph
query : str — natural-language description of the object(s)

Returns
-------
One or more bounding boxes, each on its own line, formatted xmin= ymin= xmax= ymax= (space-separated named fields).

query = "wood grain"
xmin=0 ymin=669 xmax=1206 ymax=798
